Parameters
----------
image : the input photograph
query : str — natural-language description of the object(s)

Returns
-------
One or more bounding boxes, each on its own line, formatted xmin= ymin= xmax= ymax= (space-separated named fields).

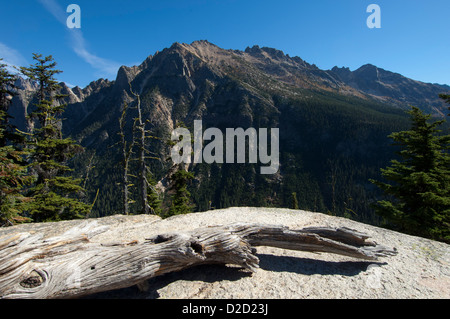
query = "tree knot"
xmin=20 ymin=270 xmax=45 ymax=288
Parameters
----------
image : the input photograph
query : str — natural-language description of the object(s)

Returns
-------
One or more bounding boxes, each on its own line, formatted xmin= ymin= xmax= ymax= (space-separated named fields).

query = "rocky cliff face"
xmin=9 ymin=77 xmax=113 ymax=132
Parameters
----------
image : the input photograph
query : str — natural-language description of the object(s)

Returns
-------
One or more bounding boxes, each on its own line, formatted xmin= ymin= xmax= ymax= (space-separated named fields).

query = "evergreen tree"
xmin=439 ymin=94 xmax=450 ymax=116
xmin=370 ymin=106 xmax=450 ymax=243
xmin=0 ymin=59 xmax=20 ymax=147
xmin=0 ymin=59 xmax=32 ymax=225
xmin=167 ymin=167 xmax=194 ymax=217
xmin=20 ymin=54 xmax=90 ymax=222
xmin=147 ymin=173 xmax=162 ymax=216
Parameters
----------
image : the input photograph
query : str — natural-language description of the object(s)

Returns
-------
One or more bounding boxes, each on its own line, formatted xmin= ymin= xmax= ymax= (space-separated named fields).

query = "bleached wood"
xmin=0 ymin=221 xmax=397 ymax=299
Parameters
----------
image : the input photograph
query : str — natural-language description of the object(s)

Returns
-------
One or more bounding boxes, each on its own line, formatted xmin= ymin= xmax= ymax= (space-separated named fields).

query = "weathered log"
xmin=0 ymin=221 xmax=397 ymax=299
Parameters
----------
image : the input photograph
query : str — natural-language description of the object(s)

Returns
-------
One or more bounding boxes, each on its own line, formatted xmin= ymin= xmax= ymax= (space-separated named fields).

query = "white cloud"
xmin=0 ymin=42 xmax=28 ymax=74
xmin=38 ymin=0 xmax=121 ymax=78
xmin=38 ymin=0 xmax=67 ymax=25
xmin=70 ymin=29 xmax=121 ymax=77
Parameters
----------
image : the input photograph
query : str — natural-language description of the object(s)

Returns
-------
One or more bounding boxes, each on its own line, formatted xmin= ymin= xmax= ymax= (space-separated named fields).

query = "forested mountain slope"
xmin=8 ymin=40 xmax=450 ymax=224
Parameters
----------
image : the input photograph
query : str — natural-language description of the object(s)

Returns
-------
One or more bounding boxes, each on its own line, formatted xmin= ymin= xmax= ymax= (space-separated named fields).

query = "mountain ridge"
xmin=331 ymin=63 xmax=450 ymax=116
xmin=10 ymin=40 xmax=449 ymax=128
xmin=79 ymin=40 xmax=450 ymax=117
xmin=6 ymin=40 xmax=450 ymax=220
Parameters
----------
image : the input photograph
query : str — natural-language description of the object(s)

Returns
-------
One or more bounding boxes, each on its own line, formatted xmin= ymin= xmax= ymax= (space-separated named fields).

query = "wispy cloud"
xmin=38 ymin=0 xmax=67 ymax=25
xmin=0 ymin=42 xmax=28 ymax=74
xmin=38 ymin=0 xmax=121 ymax=78
xmin=70 ymin=29 xmax=122 ymax=77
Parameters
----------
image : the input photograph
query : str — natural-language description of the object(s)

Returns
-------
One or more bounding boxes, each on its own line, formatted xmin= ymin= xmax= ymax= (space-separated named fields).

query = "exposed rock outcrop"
xmin=1 ymin=207 xmax=448 ymax=299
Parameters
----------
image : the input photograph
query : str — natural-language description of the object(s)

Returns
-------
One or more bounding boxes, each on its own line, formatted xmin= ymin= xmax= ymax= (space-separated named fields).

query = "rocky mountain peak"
xmin=70 ymin=78 xmax=112 ymax=101
xmin=115 ymin=65 xmax=141 ymax=90
xmin=190 ymin=39 xmax=217 ymax=47
xmin=245 ymin=45 xmax=287 ymax=61
xmin=353 ymin=63 xmax=381 ymax=81
xmin=168 ymin=41 xmax=185 ymax=51
xmin=14 ymin=77 xmax=38 ymax=91
xmin=261 ymin=46 xmax=287 ymax=60
xmin=244 ymin=44 xmax=263 ymax=55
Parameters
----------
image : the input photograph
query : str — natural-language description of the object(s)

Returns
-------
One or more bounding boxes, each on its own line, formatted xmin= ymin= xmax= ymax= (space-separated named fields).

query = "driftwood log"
xmin=0 ymin=221 xmax=397 ymax=299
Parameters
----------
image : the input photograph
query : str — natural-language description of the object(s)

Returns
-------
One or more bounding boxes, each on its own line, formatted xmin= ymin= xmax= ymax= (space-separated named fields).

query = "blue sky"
xmin=1 ymin=0 xmax=449 ymax=88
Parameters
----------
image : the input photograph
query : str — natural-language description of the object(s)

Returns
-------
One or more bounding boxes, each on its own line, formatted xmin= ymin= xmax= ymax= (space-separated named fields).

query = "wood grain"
xmin=0 ymin=221 xmax=397 ymax=299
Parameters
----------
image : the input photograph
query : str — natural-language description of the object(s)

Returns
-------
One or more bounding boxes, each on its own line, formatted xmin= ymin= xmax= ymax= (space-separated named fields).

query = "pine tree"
xmin=439 ymin=94 xmax=450 ymax=116
xmin=167 ymin=167 xmax=194 ymax=217
xmin=0 ymin=59 xmax=18 ymax=147
xmin=0 ymin=59 xmax=32 ymax=225
xmin=20 ymin=54 xmax=90 ymax=222
xmin=147 ymin=173 xmax=162 ymax=216
xmin=370 ymin=106 xmax=450 ymax=242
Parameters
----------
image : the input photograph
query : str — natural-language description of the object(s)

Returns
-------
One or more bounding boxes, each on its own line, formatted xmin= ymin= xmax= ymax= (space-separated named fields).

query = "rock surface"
xmin=1 ymin=207 xmax=449 ymax=299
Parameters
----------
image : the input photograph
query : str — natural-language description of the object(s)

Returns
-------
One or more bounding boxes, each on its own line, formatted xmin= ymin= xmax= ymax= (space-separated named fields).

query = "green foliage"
xmin=20 ymin=54 xmax=90 ymax=222
xmin=0 ymin=59 xmax=32 ymax=225
xmin=167 ymin=168 xmax=194 ymax=217
xmin=440 ymin=94 xmax=450 ymax=116
xmin=0 ymin=59 xmax=22 ymax=147
xmin=147 ymin=173 xmax=162 ymax=216
xmin=0 ymin=145 xmax=33 ymax=225
xmin=440 ymin=94 xmax=450 ymax=104
xmin=371 ymin=106 xmax=450 ymax=243
xmin=24 ymin=183 xmax=89 ymax=222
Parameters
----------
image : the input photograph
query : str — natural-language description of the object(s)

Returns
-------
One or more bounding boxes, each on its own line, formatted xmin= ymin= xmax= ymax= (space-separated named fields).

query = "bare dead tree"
xmin=118 ymin=103 xmax=136 ymax=215
xmin=0 ymin=221 xmax=397 ymax=299
xmin=128 ymin=83 xmax=163 ymax=215
xmin=82 ymin=150 xmax=96 ymax=190
xmin=128 ymin=84 xmax=149 ymax=215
